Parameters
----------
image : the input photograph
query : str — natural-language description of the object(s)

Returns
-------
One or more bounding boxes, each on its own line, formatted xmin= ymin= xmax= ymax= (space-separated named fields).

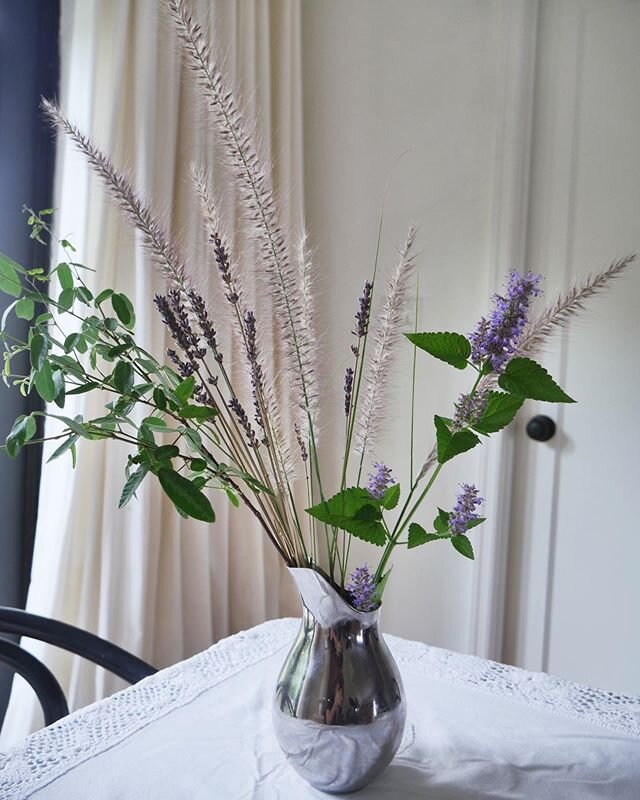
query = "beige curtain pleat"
xmin=1 ymin=0 xmax=301 ymax=746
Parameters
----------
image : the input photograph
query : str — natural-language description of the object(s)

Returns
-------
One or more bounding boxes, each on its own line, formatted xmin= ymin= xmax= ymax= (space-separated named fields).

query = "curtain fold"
xmin=2 ymin=0 xmax=301 ymax=746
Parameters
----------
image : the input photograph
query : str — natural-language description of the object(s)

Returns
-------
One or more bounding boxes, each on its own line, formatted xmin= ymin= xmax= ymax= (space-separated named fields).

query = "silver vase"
xmin=273 ymin=567 xmax=406 ymax=794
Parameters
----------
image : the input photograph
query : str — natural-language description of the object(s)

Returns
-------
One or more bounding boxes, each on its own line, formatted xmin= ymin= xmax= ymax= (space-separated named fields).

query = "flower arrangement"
xmin=0 ymin=0 xmax=634 ymax=613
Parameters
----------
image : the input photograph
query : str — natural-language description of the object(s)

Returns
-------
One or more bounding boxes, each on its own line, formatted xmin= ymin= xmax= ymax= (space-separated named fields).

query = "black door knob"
xmin=526 ymin=415 xmax=556 ymax=442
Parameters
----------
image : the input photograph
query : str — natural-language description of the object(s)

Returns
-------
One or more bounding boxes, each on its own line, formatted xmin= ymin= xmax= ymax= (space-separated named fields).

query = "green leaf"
xmin=111 ymin=293 xmax=135 ymax=330
xmin=180 ymin=404 xmax=217 ymax=421
xmin=52 ymin=369 xmax=66 ymax=408
xmin=306 ymin=487 xmax=386 ymax=546
xmin=34 ymin=362 xmax=57 ymax=402
xmin=76 ymin=286 xmax=93 ymax=305
xmin=451 ymin=534 xmax=475 ymax=559
xmin=472 ymin=391 xmax=525 ymax=435
xmin=408 ymin=523 xmax=441 ymax=549
xmin=104 ymin=317 xmax=118 ymax=332
xmin=433 ymin=508 xmax=450 ymax=533
xmin=112 ymin=361 xmax=134 ymax=394
xmin=190 ymin=458 xmax=207 ymax=472
xmin=58 ymin=288 xmax=75 ymax=312
xmin=158 ymin=467 xmax=215 ymax=522
xmin=47 ymin=433 xmax=79 ymax=463
xmin=498 ymin=357 xmax=575 ymax=403
xmin=371 ymin=569 xmax=391 ymax=606
xmin=154 ymin=445 xmax=179 ymax=461
xmin=465 ymin=516 xmax=486 ymax=530
xmin=67 ymin=382 xmax=99 ymax=395
xmin=405 ymin=331 xmax=471 ymax=369
xmin=15 ymin=298 xmax=35 ymax=320
xmin=153 ymin=387 xmax=167 ymax=411
xmin=174 ymin=376 xmax=195 ymax=404
xmin=225 ymin=488 xmax=240 ymax=508
xmin=30 ymin=333 xmax=47 ymax=371
xmin=95 ymin=288 xmax=114 ymax=306
xmin=118 ymin=465 xmax=149 ymax=508
xmin=380 ymin=483 xmax=400 ymax=510
xmin=5 ymin=414 xmax=37 ymax=458
xmin=0 ymin=253 xmax=23 ymax=297
xmin=56 ymin=263 xmax=74 ymax=290
xmin=142 ymin=416 xmax=168 ymax=429
xmin=434 ymin=415 xmax=481 ymax=464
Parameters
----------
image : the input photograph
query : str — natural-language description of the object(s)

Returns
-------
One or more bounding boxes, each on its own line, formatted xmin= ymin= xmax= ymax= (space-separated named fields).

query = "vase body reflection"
xmin=273 ymin=567 xmax=406 ymax=793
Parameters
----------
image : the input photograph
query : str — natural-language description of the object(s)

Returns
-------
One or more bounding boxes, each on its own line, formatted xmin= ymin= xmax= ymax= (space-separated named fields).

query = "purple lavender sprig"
xmin=449 ymin=484 xmax=484 ymax=535
xmin=243 ymin=310 xmax=266 ymax=434
xmin=154 ymin=293 xmax=200 ymax=377
xmin=210 ymin=232 xmax=239 ymax=304
xmin=367 ymin=462 xmax=395 ymax=500
xmin=228 ymin=396 xmax=259 ymax=448
xmin=469 ymin=270 xmax=542 ymax=372
xmin=346 ymin=564 xmax=377 ymax=611
xmin=351 ymin=279 xmax=373 ymax=356
xmin=344 ymin=367 xmax=354 ymax=417
xmin=452 ymin=389 xmax=489 ymax=432
xmin=187 ymin=289 xmax=222 ymax=364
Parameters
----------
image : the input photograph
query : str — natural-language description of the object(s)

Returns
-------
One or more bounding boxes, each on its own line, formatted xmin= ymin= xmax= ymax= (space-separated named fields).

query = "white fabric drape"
xmin=2 ymin=0 xmax=301 ymax=746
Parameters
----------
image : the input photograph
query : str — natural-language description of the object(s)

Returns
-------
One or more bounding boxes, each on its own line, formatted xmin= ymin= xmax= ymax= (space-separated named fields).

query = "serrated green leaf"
xmin=405 ymin=331 xmax=471 ymax=369
xmin=434 ymin=508 xmax=450 ymax=533
xmin=15 ymin=298 xmax=35 ymax=320
xmin=306 ymin=487 xmax=386 ymax=545
xmin=158 ymin=467 xmax=215 ymax=522
xmin=434 ymin=415 xmax=481 ymax=464
xmin=180 ymin=404 xmax=217 ymax=421
xmin=408 ymin=523 xmax=441 ymax=549
xmin=119 ymin=465 xmax=149 ymax=508
xmin=498 ymin=357 xmax=575 ymax=403
xmin=112 ymin=360 xmax=134 ymax=394
xmin=34 ymin=362 xmax=57 ymax=402
xmin=56 ymin=263 xmax=74 ymax=290
xmin=380 ymin=483 xmax=400 ymax=510
xmin=111 ymin=293 xmax=135 ymax=329
xmin=473 ymin=391 xmax=525 ymax=435
xmin=451 ymin=534 xmax=474 ymax=559
xmin=0 ymin=253 xmax=23 ymax=297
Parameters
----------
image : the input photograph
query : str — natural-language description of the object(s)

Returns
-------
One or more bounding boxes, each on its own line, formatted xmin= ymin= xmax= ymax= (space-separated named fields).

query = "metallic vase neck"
xmin=288 ymin=567 xmax=379 ymax=628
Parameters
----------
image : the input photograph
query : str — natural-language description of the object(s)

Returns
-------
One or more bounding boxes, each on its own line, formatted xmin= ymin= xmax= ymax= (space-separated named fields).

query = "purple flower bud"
xmin=469 ymin=270 xmax=542 ymax=372
xmin=452 ymin=389 xmax=489 ymax=432
xmin=367 ymin=462 xmax=395 ymax=500
xmin=449 ymin=483 xmax=484 ymax=535
xmin=346 ymin=564 xmax=377 ymax=611
xmin=352 ymin=280 xmax=373 ymax=339
xmin=344 ymin=367 xmax=354 ymax=417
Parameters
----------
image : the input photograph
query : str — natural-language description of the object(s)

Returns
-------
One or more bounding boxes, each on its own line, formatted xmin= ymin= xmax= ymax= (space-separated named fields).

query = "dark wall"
xmin=0 ymin=0 xmax=59 ymax=719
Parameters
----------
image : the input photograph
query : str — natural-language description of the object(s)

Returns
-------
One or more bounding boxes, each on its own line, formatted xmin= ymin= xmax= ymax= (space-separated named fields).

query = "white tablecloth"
xmin=1 ymin=618 xmax=639 ymax=799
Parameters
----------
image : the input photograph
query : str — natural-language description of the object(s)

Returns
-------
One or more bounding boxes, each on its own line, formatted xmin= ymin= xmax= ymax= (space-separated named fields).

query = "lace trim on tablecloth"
xmin=1 ymin=617 xmax=639 ymax=799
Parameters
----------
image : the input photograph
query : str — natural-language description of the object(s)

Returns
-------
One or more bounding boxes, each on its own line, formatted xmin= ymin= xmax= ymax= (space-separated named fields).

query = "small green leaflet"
xmin=498 ymin=357 xmax=575 ymax=403
xmin=15 ymin=298 xmax=35 ymax=320
xmin=380 ymin=483 xmax=400 ymax=510
xmin=225 ymin=488 xmax=240 ymax=508
xmin=404 ymin=331 xmax=471 ymax=369
xmin=154 ymin=444 xmax=179 ymax=461
xmin=174 ymin=376 xmax=195 ymax=404
xmin=142 ymin=416 xmax=168 ymax=429
xmin=0 ymin=253 xmax=23 ymax=298
xmin=472 ymin=391 xmax=524 ymax=435
xmin=56 ymin=263 xmax=74 ymax=290
xmin=158 ymin=467 xmax=215 ymax=522
xmin=180 ymin=404 xmax=217 ymax=421
xmin=119 ymin=465 xmax=149 ymax=508
xmin=433 ymin=508 xmax=450 ymax=533
xmin=5 ymin=414 xmax=37 ymax=458
xmin=112 ymin=361 xmax=134 ymax=394
xmin=47 ymin=433 xmax=79 ymax=463
xmin=434 ymin=415 xmax=481 ymax=464
xmin=34 ymin=362 xmax=57 ymax=403
xmin=95 ymin=289 xmax=114 ymax=306
xmin=153 ymin=387 xmax=167 ymax=411
xmin=451 ymin=534 xmax=474 ymax=559
xmin=407 ymin=522 xmax=440 ymax=549
xmin=306 ymin=487 xmax=386 ymax=546
xmin=111 ymin=293 xmax=136 ymax=330
xmin=30 ymin=333 xmax=47 ymax=371
xmin=58 ymin=288 xmax=75 ymax=312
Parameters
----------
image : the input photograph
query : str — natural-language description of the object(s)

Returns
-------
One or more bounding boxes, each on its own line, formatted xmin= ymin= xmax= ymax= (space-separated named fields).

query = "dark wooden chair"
xmin=0 ymin=607 xmax=157 ymax=727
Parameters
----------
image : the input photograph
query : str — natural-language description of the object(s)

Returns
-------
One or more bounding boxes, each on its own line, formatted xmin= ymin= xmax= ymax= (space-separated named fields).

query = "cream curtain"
xmin=2 ymin=0 xmax=301 ymax=745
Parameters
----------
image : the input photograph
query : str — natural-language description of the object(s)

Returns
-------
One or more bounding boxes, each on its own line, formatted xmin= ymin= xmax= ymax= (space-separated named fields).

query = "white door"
xmin=502 ymin=0 xmax=640 ymax=695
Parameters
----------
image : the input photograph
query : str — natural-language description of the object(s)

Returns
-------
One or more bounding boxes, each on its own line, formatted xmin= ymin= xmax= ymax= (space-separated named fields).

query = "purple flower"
xmin=449 ymin=484 xmax=484 ymax=535
xmin=367 ymin=462 xmax=395 ymax=500
xmin=346 ymin=565 xmax=377 ymax=611
xmin=469 ymin=270 xmax=542 ymax=372
xmin=351 ymin=279 xmax=373 ymax=355
xmin=452 ymin=389 xmax=489 ymax=432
